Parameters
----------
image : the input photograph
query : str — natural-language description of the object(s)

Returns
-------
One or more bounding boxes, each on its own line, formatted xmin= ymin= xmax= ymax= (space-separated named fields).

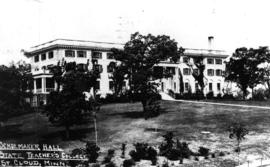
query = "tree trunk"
xmin=65 ymin=126 xmax=70 ymax=139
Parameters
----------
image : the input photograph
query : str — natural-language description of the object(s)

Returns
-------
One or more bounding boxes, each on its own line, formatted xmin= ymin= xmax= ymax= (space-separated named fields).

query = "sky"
xmin=0 ymin=0 xmax=270 ymax=65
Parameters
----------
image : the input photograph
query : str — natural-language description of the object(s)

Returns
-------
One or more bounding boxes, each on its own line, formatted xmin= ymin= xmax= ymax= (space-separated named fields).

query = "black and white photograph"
xmin=1 ymin=0 xmax=270 ymax=166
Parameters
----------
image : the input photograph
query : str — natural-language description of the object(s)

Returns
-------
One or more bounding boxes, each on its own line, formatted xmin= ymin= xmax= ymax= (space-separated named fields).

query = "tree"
xmin=187 ymin=56 xmax=206 ymax=94
xmin=44 ymin=61 xmax=100 ymax=139
xmin=225 ymin=47 xmax=269 ymax=99
xmin=0 ymin=61 xmax=33 ymax=125
xmin=111 ymin=32 xmax=184 ymax=118
xmin=228 ymin=122 xmax=249 ymax=164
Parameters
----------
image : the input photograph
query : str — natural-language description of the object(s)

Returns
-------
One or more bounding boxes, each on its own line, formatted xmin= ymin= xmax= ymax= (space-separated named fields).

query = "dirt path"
xmin=169 ymin=99 xmax=270 ymax=110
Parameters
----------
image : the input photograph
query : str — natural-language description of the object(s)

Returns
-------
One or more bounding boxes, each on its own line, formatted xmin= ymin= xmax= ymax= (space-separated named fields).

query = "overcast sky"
xmin=0 ymin=0 xmax=270 ymax=65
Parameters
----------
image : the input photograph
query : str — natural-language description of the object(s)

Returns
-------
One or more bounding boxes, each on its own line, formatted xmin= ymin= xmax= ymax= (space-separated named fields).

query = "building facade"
xmin=23 ymin=39 xmax=228 ymax=105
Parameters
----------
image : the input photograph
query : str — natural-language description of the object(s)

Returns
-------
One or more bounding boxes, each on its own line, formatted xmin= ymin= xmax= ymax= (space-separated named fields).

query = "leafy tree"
xmin=111 ymin=32 xmax=184 ymax=118
xmin=44 ymin=61 xmax=99 ymax=139
xmin=228 ymin=122 xmax=249 ymax=164
xmin=0 ymin=61 xmax=33 ymax=125
xmin=225 ymin=47 xmax=269 ymax=99
xmin=187 ymin=56 xmax=206 ymax=94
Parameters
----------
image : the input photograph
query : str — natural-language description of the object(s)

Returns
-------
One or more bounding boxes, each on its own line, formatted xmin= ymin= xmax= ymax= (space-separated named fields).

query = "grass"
xmin=1 ymin=100 xmax=270 ymax=166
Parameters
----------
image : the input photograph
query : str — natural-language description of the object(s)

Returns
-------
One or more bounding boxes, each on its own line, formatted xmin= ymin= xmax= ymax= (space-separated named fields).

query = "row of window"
xmin=34 ymin=52 xmax=54 ymax=62
xmin=34 ymin=50 xmax=114 ymax=63
xmin=182 ymin=57 xmax=223 ymax=65
xmin=183 ymin=68 xmax=223 ymax=76
xmin=185 ymin=82 xmax=221 ymax=92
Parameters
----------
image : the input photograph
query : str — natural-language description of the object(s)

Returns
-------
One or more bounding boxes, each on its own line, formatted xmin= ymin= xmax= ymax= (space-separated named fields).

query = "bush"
xmin=121 ymin=143 xmax=126 ymax=158
xmin=85 ymin=142 xmax=100 ymax=163
xmin=223 ymin=93 xmax=234 ymax=100
xmin=103 ymin=149 xmax=115 ymax=164
xmin=162 ymin=161 xmax=169 ymax=167
xmin=219 ymin=151 xmax=225 ymax=157
xmin=167 ymin=89 xmax=175 ymax=98
xmin=129 ymin=143 xmax=157 ymax=164
xmin=105 ymin=162 xmax=116 ymax=167
xmin=144 ymin=98 xmax=161 ymax=119
xmin=98 ymin=93 xmax=131 ymax=104
xmin=159 ymin=132 xmax=192 ymax=160
xmin=123 ymin=159 xmax=135 ymax=167
xmin=198 ymin=147 xmax=210 ymax=157
xmin=194 ymin=90 xmax=205 ymax=100
xmin=216 ymin=93 xmax=222 ymax=99
xmin=253 ymin=89 xmax=267 ymax=101
xmin=206 ymin=91 xmax=214 ymax=99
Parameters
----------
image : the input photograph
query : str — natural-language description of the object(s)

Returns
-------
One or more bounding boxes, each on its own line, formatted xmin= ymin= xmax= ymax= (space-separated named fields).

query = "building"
xmin=23 ymin=38 xmax=228 ymax=105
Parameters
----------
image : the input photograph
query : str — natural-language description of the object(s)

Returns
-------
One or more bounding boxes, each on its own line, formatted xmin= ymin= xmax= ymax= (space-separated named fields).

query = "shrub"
xmin=167 ymin=89 xmax=175 ymax=98
xmin=129 ymin=143 xmax=157 ymax=164
xmin=159 ymin=132 xmax=192 ymax=160
xmin=253 ymin=89 xmax=267 ymax=101
xmin=85 ymin=142 xmax=100 ymax=163
xmin=123 ymin=159 xmax=135 ymax=167
xmin=223 ymin=93 xmax=234 ymax=100
xmin=105 ymin=162 xmax=116 ymax=167
xmin=198 ymin=147 xmax=210 ymax=157
xmin=216 ymin=93 xmax=222 ymax=99
xmin=219 ymin=152 xmax=225 ymax=157
xmin=162 ymin=161 xmax=169 ymax=167
xmin=194 ymin=90 xmax=205 ymax=100
xmin=144 ymin=98 xmax=161 ymax=119
xmin=103 ymin=149 xmax=115 ymax=164
xmin=206 ymin=91 xmax=214 ymax=99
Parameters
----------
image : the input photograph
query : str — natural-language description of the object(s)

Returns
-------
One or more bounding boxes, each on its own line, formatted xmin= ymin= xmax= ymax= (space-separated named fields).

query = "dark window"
xmin=217 ymin=83 xmax=221 ymax=91
xmin=207 ymin=69 xmax=214 ymax=76
xmin=215 ymin=59 xmax=222 ymax=64
xmin=174 ymin=82 xmax=176 ymax=91
xmin=193 ymin=69 xmax=199 ymax=75
xmin=95 ymin=81 xmax=100 ymax=90
xmin=107 ymin=53 xmax=114 ymax=59
xmin=36 ymin=78 xmax=42 ymax=89
xmin=207 ymin=58 xmax=214 ymax=64
xmin=48 ymin=52 xmax=54 ymax=59
xmin=167 ymin=67 xmax=175 ymax=75
xmin=109 ymin=81 xmax=114 ymax=90
xmin=46 ymin=78 xmax=54 ymax=88
xmin=183 ymin=68 xmax=191 ymax=75
xmin=92 ymin=51 xmax=102 ymax=59
xmin=77 ymin=51 xmax=86 ymax=58
xmin=216 ymin=69 xmax=222 ymax=76
xmin=184 ymin=82 xmax=190 ymax=91
xmin=65 ymin=50 xmax=75 ymax=57
xmin=183 ymin=57 xmax=189 ymax=63
xmin=209 ymin=83 xmax=213 ymax=91
xmin=193 ymin=58 xmax=201 ymax=64
xmin=94 ymin=64 xmax=103 ymax=73
xmin=41 ymin=53 xmax=46 ymax=61
xmin=107 ymin=63 xmax=115 ymax=73
xmin=34 ymin=55 xmax=39 ymax=62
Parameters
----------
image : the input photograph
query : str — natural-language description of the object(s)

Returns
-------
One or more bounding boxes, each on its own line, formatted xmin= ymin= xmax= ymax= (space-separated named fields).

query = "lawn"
xmin=1 ymin=100 xmax=270 ymax=166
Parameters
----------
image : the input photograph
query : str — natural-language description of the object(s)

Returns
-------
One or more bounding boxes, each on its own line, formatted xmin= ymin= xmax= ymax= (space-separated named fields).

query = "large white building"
xmin=23 ymin=39 xmax=228 ymax=105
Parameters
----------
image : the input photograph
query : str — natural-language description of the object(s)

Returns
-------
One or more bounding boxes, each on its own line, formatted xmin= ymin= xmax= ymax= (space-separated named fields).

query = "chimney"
xmin=208 ymin=36 xmax=214 ymax=50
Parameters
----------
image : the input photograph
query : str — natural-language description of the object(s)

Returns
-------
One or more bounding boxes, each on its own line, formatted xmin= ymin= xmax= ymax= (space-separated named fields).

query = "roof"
xmin=23 ymin=39 xmax=229 ymax=58
xmin=23 ymin=39 xmax=124 ymax=57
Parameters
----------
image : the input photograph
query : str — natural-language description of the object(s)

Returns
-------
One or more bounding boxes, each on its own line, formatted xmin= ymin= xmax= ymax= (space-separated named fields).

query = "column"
xmin=42 ymin=77 xmax=46 ymax=93
xmin=33 ymin=79 xmax=37 ymax=94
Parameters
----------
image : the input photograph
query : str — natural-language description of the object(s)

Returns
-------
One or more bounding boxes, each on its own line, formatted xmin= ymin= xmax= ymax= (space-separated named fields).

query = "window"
xmin=209 ymin=83 xmax=213 ymax=91
xmin=167 ymin=67 xmax=175 ymax=75
xmin=193 ymin=58 xmax=201 ymax=64
xmin=215 ymin=58 xmax=222 ymax=64
xmin=207 ymin=58 xmax=214 ymax=64
xmin=77 ymin=51 xmax=86 ymax=58
xmin=183 ymin=57 xmax=189 ymax=63
xmin=48 ymin=52 xmax=54 ymax=59
xmin=77 ymin=63 xmax=87 ymax=71
xmin=195 ymin=83 xmax=199 ymax=91
xmin=216 ymin=69 xmax=222 ymax=76
xmin=217 ymin=83 xmax=221 ymax=91
xmin=174 ymin=82 xmax=176 ymax=91
xmin=94 ymin=64 xmax=103 ymax=73
xmin=107 ymin=64 xmax=115 ymax=73
xmin=183 ymin=68 xmax=191 ymax=75
xmin=107 ymin=53 xmax=114 ymax=59
xmin=41 ymin=53 xmax=46 ymax=61
xmin=92 ymin=51 xmax=102 ymax=59
xmin=184 ymin=82 xmax=190 ymax=91
xmin=36 ymin=78 xmax=42 ymax=89
xmin=95 ymin=81 xmax=100 ymax=90
xmin=207 ymin=69 xmax=214 ymax=76
xmin=109 ymin=81 xmax=114 ymax=90
xmin=46 ymin=78 xmax=54 ymax=88
xmin=65 ymin=50 xmax=75 ymax=57
xmin=34 ymin=55 xmax=39 ymax=62
xmin=193 ymin=69 xmax=199 ymax=75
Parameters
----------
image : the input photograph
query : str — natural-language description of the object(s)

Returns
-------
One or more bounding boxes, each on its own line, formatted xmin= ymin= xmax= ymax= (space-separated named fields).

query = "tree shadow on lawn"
xmin=108 ymin=109 xmax=169 ymax=119
xmin=41 ymin=127 xmax=95 ymax=142
xmin=0 ymin=123 xmax=36 ymax=140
